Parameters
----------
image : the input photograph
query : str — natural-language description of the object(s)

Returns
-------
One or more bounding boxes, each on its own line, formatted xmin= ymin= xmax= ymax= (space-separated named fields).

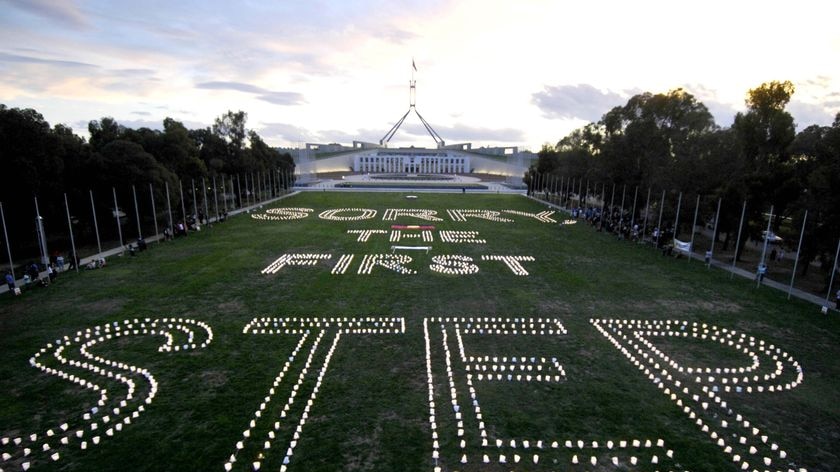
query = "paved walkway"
xmin=528 ymin=194 xmax=838 ymax=312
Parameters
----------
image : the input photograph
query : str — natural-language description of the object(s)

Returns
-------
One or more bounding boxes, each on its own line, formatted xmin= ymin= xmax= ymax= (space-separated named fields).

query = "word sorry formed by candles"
xmin=251 ymin=208 xmax=558 ymax=224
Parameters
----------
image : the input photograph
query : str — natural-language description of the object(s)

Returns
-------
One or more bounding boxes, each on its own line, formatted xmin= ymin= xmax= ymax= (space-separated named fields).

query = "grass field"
xmin=1 ymin=191 xmax=838 ymax=472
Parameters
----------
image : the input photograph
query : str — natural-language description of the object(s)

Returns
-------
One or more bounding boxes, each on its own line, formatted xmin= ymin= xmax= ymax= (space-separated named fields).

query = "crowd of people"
xmin=570 ymin=205 xmax=676 ymax=252
xmin=4 ymin=209 xmax=234 ymax=297
xmin=563 ymin=199 xmax=840 ymax=309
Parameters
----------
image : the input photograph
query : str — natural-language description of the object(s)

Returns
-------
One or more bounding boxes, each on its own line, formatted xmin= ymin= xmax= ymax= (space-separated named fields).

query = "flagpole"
xmin=90 ymin=190 xmax=102 ymax=254
xmin=64 ymin=194 xmax=79 ymax=273
xmin=655 ymin=190 xmax=665 ymax=247
xmin=642 ymin=187 xmax=651 ymax=244
xmin=149 ymin=183 xmax=159 ymax=242
xmin=165 ymin=181 xmax=174 ymax=235
xmin=113 ymin=187 xmax=124 ymax=249
xmin=730 ymin=200 xmax=747 ymax=278
xmin=213 ymin=175 xmax=220 ymax=220
xmin=1 ymin=202 xmax=14 ymax=279
xmin=688 ymin=194 xmax=700 ymax=262
xmin=708 ymin=198 xmax=722 ymax=269
xmin=132 ymin=185 xmax=142 ymax=239
xmin=202 ymin=177 xmax=209 ymax=222
xmin=673 ymin=192 xmax=682 ymax=240
xmin=619 ymin=185 xmax=626 ymax=225
xmin=191 ymin=179 xmax=199 ymax=223
xmin=788 ymin=211 xmax=807 ymax=299
xmin=824 ymin=238 xmax=840 ymax=307
xmin=756 ymin=205 xmax=774 ymax=287
xmin=178 ymin=180 xmax=187 ymax=230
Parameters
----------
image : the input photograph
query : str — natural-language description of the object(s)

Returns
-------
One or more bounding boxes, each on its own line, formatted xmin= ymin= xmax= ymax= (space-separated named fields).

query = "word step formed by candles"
xmin=423 ymin=317 xmax=681 ymax=471
xmin=591 ymin=318 xmax=806 ymax=472
xmin=0 ymin=318 xmax=213 ymax=471
xmin=226 ymin=317 xmax=405 ymax=472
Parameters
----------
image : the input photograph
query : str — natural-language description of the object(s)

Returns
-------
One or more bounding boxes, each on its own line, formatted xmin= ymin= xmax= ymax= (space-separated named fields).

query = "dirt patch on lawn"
xmin=199 ymin=369 xmax=228 ymax=388
xmin=76 ymin=298 xmax=127 ymax=316
xmin=216 ymin=300 xmax=245 ymax=314
xmin=536 ymin=299 xmax=576 ymax=315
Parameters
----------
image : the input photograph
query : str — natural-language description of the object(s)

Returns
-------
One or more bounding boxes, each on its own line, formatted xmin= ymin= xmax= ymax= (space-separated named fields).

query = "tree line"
xmin=0 ymin=106 xmax=295 ymax=257
xmin=529 ymin=81 xmax=840 ymax=275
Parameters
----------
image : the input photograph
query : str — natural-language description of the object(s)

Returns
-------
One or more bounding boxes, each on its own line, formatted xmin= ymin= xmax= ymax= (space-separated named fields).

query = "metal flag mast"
xmin=380 ymin=59 xmax=445 ymax=148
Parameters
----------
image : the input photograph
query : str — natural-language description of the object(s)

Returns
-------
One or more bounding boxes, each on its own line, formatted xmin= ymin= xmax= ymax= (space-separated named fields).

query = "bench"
xmin=391 ymin=245 xmax=432 ymax=254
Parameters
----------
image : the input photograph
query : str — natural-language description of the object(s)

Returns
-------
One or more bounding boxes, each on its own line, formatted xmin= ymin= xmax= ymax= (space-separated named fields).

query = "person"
xmin=47 ymin=263 xmax=56 ymax=282
xmin=163 ymin=227 xmax=172 ymax=240
xmin=4 ymin=271 xmax=14 ymax=292
xmin=704 ymin=250 xmax=712 ymax=264
xmin=836 ymin=288 xmax=840 ymax=310
xmin=27 ymin=263 xmax=40 ymax=283
xmin=68 ymin=252 xmax=78 ymax=271
xmin=56 ymin=255 xmax=65 ymax=271
xmin=137 ymin=236 xmax=147 ymax=251
xmin=756 ymin=263 xmax=767 ymax=283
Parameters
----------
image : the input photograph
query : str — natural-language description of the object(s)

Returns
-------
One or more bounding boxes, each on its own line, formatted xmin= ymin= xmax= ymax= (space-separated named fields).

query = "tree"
xmin=731 ymin=81 xmax=798 ymax=256
xmin=159 ymin=118 xmax=206 ymax=179
xmin=191 ymin=127 xmax=229 ymax=174
xmin=88 ymin=117 xmax=125 ymax=152
xmin=211 ymin=110 xmax=249 ymax=172
xmin=788 ymin=114 xmax=840 ymax=277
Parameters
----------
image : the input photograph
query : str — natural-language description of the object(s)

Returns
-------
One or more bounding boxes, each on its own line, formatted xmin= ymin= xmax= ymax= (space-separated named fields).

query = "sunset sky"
xmin=2 ymin=0 xmax=838 ymax=150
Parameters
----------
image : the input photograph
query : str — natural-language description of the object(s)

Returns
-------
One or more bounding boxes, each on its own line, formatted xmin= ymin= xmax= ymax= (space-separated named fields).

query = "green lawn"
xmin=0 ymin=192 xmax=838 ymax=472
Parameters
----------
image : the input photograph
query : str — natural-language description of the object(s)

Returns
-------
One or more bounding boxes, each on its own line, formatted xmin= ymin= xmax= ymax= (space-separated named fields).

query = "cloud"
xmin=400 ymin=122 xmax=525 ymax=143
xmin=370 ymin=26 xmax=416 ymax=44
xmin=2 ymin=0 xmax=88 ymax=29
xmin=703 ymin=101 xmax=739 ymax=127
xmin=532 ymin=84 xmax=626 ymax=122
xmin=257 ymin=122 xmax=383 ymax=145
xmin=196 ymin=81 xmax=305 ymax=106
xmin=258 ymin=122 xmax=316 ymax=143
xmin=0 ymin=51 xmax=97 ymax=69
xmin=787 ymin=100 xmax=837 ymax=129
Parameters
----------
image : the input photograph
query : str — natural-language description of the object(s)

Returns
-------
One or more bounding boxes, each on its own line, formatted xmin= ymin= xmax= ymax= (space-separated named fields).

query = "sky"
xmin=1 ymin=0 xmax=839 ymax=151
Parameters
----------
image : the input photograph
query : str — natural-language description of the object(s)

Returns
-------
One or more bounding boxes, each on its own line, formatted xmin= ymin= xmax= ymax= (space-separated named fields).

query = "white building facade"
xmin=353 ymin=151 xmax=470 ymax=174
